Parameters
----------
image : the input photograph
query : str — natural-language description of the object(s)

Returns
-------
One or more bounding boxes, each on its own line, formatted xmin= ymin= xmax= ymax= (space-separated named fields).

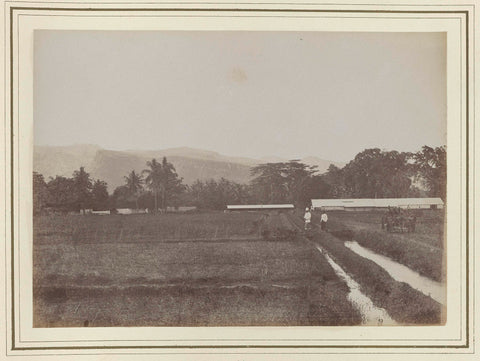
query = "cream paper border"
xmin=1 ymin=0 xmax=476 ymax=359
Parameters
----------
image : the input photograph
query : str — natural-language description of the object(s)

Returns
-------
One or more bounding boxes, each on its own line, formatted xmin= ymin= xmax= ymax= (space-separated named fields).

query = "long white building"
xmin=226 ymin=204 xmax=295 ymax=211
xmin=311 ymin=198 xmax=444 ymax=211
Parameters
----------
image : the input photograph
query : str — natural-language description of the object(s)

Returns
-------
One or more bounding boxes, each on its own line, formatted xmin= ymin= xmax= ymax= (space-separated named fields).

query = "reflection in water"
xmin=316 ymin=246 xmax=396 ymax=326
xmin=344 ymin=241 xmax=445 ymax=305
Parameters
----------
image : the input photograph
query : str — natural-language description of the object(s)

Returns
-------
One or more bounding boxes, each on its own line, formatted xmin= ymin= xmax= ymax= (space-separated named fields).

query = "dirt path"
xmin=280 ymin=212 xmax=300 ymax=231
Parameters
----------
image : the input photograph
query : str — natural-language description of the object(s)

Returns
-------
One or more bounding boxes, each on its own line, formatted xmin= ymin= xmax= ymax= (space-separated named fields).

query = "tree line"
xmin=33 ymin=167 xmax=109 ymax=215
xmin=33 ymin=156 xmax=185 ymax=214
xmin=322 ymin=146 xmax=446 ymax=201
xmin=33 ymin=145 xmax=446 ymax=214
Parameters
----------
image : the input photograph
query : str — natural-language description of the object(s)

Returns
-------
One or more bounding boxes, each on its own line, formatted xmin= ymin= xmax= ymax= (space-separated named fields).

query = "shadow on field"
xmin=33 ymin=280 xmax=362 ymax=327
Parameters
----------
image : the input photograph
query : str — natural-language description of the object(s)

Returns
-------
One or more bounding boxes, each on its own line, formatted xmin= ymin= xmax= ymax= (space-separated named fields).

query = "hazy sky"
xmin=34 ymin=31 xmax=446 ymax=162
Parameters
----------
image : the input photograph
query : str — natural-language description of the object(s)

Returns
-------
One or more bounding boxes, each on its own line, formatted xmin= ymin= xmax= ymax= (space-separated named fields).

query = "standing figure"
xmin=321 ymin=211 xmax=328 ymax=231
xmin=304 ymin=207 xmax=312 ymax=231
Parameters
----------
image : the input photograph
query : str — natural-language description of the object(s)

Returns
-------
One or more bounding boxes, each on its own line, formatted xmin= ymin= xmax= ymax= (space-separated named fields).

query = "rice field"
xmin=33 ymin=210 xmax=445 ymax=327
xmin=33 ymin=211 xmax=361 ymax=327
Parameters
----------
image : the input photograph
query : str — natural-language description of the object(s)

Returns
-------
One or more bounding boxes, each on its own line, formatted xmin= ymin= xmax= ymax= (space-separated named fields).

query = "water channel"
xmin=316 ymin=246 xmax=396 ymax=325
xmin=344 ymin=241 xmax=445 ymax=305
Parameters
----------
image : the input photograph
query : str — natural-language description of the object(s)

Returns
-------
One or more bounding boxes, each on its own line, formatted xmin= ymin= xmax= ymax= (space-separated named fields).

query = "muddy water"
xmin=316 ymin=246 xmax=395 ymax=326
xmin=344 ymin=241 xmax=445 ymax=305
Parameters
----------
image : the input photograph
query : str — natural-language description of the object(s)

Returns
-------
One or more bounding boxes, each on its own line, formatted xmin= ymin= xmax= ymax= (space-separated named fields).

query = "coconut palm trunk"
xmin=154 ymin=189 xmax=158 ymax=212
xmin=162 ymin=186 xmax=166 ymax=212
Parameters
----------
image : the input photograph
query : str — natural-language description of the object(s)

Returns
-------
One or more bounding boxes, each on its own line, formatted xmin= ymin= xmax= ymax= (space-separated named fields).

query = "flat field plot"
xmin=33 ymin=212 xmax=361 ymax=327
xmin=35 ymin=212 xmax=264 ymax=244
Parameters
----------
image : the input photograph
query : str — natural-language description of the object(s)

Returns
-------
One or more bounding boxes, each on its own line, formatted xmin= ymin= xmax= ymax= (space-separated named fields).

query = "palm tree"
xmin=143 ymin=159 xmax=163 ymax=212
xmin=124 ymin=170 xmax=143 ymax=209
xmin=161 ymin=157 xmax=175 ymax=211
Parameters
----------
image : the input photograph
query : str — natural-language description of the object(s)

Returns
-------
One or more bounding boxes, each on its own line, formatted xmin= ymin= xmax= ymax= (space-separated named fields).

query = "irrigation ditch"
xmin=285 ymin=212 xmax=444 ymax=325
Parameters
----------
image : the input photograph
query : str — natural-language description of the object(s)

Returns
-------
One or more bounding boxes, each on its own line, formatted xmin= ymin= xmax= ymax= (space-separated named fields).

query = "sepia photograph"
xmin=31 ymin=30 xmax=448 ymax=329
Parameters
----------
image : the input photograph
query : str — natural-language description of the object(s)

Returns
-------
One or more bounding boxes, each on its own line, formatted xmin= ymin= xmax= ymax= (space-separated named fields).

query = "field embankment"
xmin=325 ymin=211 xmax=445 ymax=282
xmin=288 ymin=213 xmax=444 ymax=325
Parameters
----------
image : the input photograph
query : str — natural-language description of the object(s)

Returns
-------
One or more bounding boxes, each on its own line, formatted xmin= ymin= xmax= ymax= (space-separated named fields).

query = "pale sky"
xmin=34 ymin=31 xmax=446 ymax=162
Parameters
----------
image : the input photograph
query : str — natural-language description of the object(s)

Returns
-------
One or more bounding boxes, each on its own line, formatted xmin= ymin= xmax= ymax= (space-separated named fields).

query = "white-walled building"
xmin=227 ymin=204 xmax=294 ymax=211
xmin=311 ymin=198 xmax=444 ymax=211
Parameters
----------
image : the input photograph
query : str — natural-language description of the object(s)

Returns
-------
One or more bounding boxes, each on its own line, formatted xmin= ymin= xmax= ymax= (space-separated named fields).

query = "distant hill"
xmin=34 ymin=145 xmax=345 ymax=191
xmin=125 ymin=147 xmax=258 ymax=166
xmin=33 ymin=144 xmax=101 ymax=180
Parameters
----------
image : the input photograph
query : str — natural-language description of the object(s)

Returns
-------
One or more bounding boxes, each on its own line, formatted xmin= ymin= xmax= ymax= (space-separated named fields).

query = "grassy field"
xmin=321 ymin=211 xmax=445 ymax=282
xmin=34 ymin=212 xmax=265 ymax=244
xmin=33 ymin=210 xmax=445 ymax=327
xmin=34 ymin=211 xmax=362 ymax=327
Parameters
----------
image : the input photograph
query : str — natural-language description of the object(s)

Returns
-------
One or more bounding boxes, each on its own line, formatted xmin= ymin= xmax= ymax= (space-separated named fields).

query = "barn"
xmin=226 ymin=204 xmax=295 ymax=211
xmin=311 ymin=198 xmax=444 ymax=211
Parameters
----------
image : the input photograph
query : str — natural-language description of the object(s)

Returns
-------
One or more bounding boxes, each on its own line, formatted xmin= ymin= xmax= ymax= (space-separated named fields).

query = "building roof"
xmin=311 ymin=198 xmax=444 ymax=208
xmin=227 ymin=204 xmax=295 ymax=210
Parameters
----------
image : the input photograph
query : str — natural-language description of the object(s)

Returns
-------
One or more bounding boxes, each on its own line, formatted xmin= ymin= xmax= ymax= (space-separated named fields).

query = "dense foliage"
xmin=322 ymin=146 xmax=446 ymax=200
xmin=34 ymin=168 xmax=109 ymax=213
xmin=33 ymin=145 xmax=446 ymax=214
xmin=249 ymin=161 xmax=330 ymax=207
xmin=186 ymin=178 xmax=252 ymax=210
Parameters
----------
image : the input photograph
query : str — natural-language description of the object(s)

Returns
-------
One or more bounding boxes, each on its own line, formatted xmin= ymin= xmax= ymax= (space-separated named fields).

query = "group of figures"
xmin=304 ymin=207 xmax=328 ymax=231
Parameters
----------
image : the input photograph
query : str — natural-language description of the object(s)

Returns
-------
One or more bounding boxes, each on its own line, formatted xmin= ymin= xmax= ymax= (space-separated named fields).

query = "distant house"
xmin=311 ymin=198 xmax=444 ymax=211
xmin=116 ymin=208 xmax=133 ymax=215
xmin=166 ymin=206 xmax=197 ymax=212
xmin=91 ymin=210 xmax=110 ymax=215
xmin=116 ymin=208 xmax=147 ymax=215
xmin=226 ymin=204 xmax=295 ymax=211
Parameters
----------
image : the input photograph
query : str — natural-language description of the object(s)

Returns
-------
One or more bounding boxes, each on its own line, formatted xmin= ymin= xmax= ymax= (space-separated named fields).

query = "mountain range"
xmin=33 ymin=144 xmax=346 ymax=191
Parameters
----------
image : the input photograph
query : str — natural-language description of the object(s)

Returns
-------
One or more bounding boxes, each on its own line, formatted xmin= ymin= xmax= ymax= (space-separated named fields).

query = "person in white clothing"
xmin=304 ymin=207 xmax=312 ymax=230
xmin=320 ymin=211 xmax=328 ymax=231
